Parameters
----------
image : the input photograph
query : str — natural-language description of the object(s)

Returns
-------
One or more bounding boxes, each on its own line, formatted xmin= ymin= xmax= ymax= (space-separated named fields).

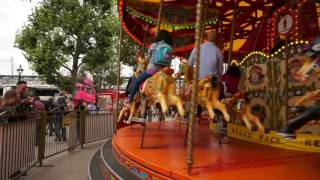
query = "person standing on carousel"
xmin=221 ymin=64 xmax=241 ymax=97
xmin=187 ymin=30 xmax=224 ymax=118
xmin=127 ymin=30 xmax=173 ymax=104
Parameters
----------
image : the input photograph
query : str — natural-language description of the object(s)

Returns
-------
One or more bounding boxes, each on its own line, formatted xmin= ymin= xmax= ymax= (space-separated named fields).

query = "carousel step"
xmin=88 ymin=149 xmax=104 ymax=180
xmin=101 ymin=139 xmax=139 ymax=180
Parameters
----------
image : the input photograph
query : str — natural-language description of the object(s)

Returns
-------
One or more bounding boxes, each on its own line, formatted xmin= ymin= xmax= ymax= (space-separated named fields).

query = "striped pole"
xmin=187 ymin=0 xmax=203 ymax=175
xmin=156 ymin=0 xmax=164 ymax=35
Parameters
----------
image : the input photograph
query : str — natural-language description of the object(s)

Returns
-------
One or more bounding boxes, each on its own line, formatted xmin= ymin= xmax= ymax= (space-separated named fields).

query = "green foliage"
xmin=15 ymin=0 xmax=112 ymax=91
xmin=101 ymin=0 xmax=138 ymax=67
xmin=16 ymin=0 xmax=139 ymax=92
xmin=79 ymin=62 xmax=122 ymax=91
xmin=80 ymin=0 xmax=138 ymax=91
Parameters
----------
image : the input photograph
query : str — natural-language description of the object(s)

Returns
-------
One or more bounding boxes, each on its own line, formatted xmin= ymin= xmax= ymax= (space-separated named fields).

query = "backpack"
xmin=153 ymin=41 xmax=173 ymax=66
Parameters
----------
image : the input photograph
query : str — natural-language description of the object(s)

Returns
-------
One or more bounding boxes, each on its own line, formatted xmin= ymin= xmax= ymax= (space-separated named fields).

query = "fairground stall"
xmin=88 ymin=0 xmax=320 ymax=180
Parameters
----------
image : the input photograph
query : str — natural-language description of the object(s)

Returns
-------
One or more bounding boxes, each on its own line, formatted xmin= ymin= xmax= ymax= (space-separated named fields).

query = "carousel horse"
xmin=118 ymin=56 xmax=148 ymax=123
xmin=278 ymin=35 xmax=320 ymax=137
xmin=178 ymin=61 xmax=230 ymax=122
xmin=294 ymin=56 xmax=320 ymax=82
xmin=126 ymin=67 xmax=185 ymax=123
xmin=119 ymin=55 xmax=185 ymax=123
xmin=279 ymin=55 xmax=320 ymax=136
xmin=229 ymin=92 xmax=265 ymax=132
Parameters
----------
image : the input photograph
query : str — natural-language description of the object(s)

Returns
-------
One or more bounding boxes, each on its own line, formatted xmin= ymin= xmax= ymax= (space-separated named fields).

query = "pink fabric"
xmin=33 ymin=100 xmax=45 ymax=112
xmin=221 ymin=74 xmax=240 ymax=95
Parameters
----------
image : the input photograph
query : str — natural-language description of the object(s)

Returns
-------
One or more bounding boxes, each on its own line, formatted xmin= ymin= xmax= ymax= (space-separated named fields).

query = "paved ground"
xmin=20 ymin=140 xmax=106 ymax=180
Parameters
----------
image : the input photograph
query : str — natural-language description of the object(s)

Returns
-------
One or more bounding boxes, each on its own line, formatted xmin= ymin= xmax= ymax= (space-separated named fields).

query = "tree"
xmin=79 ymin=0 xmax=139 ymax=91
xmin=15 ymin=0 xmax=113 ymax=91
xmin=79 ymin=62 xmax=122 ymax=91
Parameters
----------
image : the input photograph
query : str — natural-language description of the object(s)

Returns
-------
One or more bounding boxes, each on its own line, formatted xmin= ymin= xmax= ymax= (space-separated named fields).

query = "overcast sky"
xmin=0 ymin=0 xmax=180 ymax=78
xmin=0 ymin=0 xmax=136 ymax=77
xmin=0 ymin=0 xmax=41 ymax=76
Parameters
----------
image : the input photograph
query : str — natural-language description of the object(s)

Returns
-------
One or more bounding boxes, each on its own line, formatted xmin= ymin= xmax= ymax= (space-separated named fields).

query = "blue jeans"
xmin=55 ymin=112 xmax=66 ymax=141
xmin=129 ymin=71 xmax=152 ymax=102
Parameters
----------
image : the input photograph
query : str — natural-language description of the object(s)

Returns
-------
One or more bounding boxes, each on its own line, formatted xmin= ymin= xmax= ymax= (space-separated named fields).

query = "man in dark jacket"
xmin=54 ymin=95 xmax=67 ymax=142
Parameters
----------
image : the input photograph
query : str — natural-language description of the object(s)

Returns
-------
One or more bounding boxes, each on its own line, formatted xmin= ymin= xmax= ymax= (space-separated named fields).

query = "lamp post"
xmin=17 ymin=64 xmax=24 ymax=81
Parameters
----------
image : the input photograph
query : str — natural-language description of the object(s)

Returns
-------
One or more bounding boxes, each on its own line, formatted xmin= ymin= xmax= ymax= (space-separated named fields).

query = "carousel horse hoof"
xmin=289 ymin=106 xmax=306 ymax=113
xmin=277 ymin=132 xmax=296 ymax=140
xmin=125 ymin=119 xmax=132 ymax=124
xmin=251 ymin=126 xmax=258 ymax=132
xmin=264 ymin=128 xmax=271 ymax=134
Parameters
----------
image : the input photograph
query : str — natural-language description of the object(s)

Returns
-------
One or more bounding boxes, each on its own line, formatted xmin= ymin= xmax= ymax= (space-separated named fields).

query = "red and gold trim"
xmin=118 ymin=0 xmax=194 ymax=54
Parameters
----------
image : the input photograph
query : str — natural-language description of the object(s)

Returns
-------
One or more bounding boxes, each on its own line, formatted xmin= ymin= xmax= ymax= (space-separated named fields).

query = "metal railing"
xmin=0 ymin=110 xmax=114 ymax=180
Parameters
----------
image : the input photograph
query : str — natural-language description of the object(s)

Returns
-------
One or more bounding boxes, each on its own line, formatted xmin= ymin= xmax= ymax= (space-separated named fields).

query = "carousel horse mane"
xmin=135 ymin=56 xmax=148 ymax=76
xmin=179 ymin=61 xmax=193 ymax=84
xmin=162 ymin=67 xmax=175 ymax=75
xmin=222 ymin=91 xmax=264 ymax=132
xmin=294 ymin=56 xmax=320 ymax=81
xmin=294 ymin=36 xmax=320 ymax=81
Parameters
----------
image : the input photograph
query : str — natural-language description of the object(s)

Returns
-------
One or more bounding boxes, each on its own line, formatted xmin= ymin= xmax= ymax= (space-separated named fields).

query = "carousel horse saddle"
xmin=162 ymin=67 xmax=174 ymax=75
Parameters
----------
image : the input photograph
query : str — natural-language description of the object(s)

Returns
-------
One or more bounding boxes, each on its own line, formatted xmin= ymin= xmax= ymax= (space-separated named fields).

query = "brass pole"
xmin=178 ymin=59 xmax=182 ymax=95
xmin=142 ymin=25 xmax=149 ymax=56
xmin=115 ymin=13 xmax=124 ymax=135
xmin=200 ymin=0 xmax=209 ymax=42
xmin=228 ymin=0 xmax=238 ymax=64
xmin=252 ymin=11 xmax=267 ymax=51
xmin=156 ymin=0 xmax=164 ymax=35
xmin=187 ymin=0 xmax=203 ymax=175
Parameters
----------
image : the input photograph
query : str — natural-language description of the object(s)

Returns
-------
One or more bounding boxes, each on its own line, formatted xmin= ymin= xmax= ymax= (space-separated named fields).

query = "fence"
xmin=0 ymin=110 xmax=114 ymax=180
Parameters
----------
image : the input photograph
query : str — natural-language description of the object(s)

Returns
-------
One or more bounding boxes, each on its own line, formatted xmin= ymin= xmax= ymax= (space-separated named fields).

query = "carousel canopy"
xmin=119 ymin=0 xmax=318 ymax=59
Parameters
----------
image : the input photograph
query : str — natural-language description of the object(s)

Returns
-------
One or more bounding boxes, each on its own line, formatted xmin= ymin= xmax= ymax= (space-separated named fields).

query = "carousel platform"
xmin=95 ymin=120 xmax=320 ymax=180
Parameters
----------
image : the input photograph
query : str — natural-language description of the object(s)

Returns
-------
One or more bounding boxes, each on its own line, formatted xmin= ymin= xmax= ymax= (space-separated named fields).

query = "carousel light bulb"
xmin=290 ymin=42 xmax=294 ymax=45
xmin=300 ymin=40 xmax=304 ymax=44
xmin=282 ymin=46 xmax=285 ymax=49
xmin=295 ymin=41 xmax=299 ymax=44
xmin=305 ymin=41 xmax=309 ymax=44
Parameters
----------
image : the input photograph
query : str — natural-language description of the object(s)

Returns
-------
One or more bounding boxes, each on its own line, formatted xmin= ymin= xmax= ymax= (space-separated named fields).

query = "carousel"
xmin=95 ymin=0 xmax=320 ymax=179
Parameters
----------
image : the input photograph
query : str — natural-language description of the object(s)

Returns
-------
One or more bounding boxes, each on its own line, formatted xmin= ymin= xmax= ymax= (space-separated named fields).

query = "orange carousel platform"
xmin=111 ymin=121 xmax=320 ymax=180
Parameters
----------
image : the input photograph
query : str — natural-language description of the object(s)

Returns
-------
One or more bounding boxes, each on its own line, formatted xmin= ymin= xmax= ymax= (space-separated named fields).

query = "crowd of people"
xmin=0 ymin=80 xmax=100 ymax=143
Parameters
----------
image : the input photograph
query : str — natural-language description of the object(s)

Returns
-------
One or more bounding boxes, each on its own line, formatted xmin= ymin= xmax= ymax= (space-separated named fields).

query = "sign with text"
xmin=227 ymin=124 xmax=320 ymax=153
xmin=62 ymin=115 xmax=71 ymax=128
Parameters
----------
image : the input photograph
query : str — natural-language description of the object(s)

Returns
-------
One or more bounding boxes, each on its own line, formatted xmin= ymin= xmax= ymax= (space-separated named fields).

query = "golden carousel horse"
xmin=278 ymin=54 xmax=320 ymax=137
xmin=118 ymin=55 xmax=148 ymax=123
xmin=178 ymin=61 xmax=230 ymax=122
xmin=294 ymin=56 xmax=320 ymax=82
xmin=293 ymin=55 xmax=320 ymax=106
xmin=119 ymin=57 xmax=185 ymax=124
xmin=229 ymin=92 xmax=265 ymax=132
xmin=292 ymin=55 xmax=320 ymax=119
